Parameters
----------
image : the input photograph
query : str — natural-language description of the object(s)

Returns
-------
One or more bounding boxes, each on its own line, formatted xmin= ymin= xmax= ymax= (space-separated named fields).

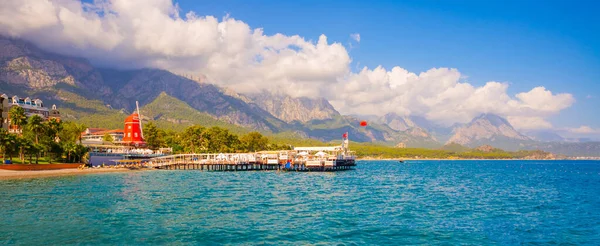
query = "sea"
xmin=1 ymin=160 xmax=599 ymax=245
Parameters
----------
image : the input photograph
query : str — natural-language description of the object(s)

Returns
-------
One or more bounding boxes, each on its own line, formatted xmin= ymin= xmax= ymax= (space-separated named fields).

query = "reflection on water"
xmin=1 ymin=160 xmax=599 ymax=244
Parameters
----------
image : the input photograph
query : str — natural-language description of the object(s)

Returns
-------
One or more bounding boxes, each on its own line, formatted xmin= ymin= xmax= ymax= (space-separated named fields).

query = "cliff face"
xmin=380 ymin=113 xmax=416 ymax=131
xmin=447 ymin=113 xmax=531 ymax=149
xmin=0 ymin=37 xmax=111 ymax=94
xmin=247 ymin=92 xmax=340 ymax=123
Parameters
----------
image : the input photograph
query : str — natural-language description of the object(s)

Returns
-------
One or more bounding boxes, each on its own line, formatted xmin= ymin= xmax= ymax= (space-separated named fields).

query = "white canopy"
xmin=294 ymin=146 xmax=341 ymax=152
xmin=315 ymin=151 xmax=327 ymax=157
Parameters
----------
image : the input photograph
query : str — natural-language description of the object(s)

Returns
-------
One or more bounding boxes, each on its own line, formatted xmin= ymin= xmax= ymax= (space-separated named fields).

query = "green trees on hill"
xmin=350 ymin=142 xmax=552 ymax=159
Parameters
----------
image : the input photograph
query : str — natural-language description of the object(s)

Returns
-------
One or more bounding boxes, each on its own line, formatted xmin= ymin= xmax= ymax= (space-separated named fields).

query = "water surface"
xmin=1 ymin=160 xmax=599 ymax=245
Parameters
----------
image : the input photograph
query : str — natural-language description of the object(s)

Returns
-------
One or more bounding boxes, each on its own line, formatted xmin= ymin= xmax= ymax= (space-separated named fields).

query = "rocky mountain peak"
xmin=247 ymin=91 xmax=340 ymax=123
xmin=447 ymin=113 xmax=530 ymax=148
xmin=380 ymin=113 xmax=416 ymax=131
xmin=472 ymin=113 xmax=512 ymax=128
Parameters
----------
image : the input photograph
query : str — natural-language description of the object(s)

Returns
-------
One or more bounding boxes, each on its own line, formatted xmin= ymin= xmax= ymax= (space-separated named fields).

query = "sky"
xmin=0 ymin=0 xmax=598 ymax=137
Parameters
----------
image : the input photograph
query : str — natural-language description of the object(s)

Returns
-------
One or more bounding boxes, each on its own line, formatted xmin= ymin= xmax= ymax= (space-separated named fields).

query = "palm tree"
xmin=75 ymin=123 xmax=87 ymax=145
xmin=45 ymin=118 xmax=62 ymax=142
xmin=26 ymin=115 xmax=45 ymax=145
xmin=19 ymin=138 xmax=33 ymax=164
xmin=8 ymin=106 xmax=27 ymax=135
xmin=16 ymin=136 xmax=32 ymax=162
xmin=2 ymin=134 xmax=17 ymax=162
xmin=32 ymin=143 xmax=43 ymax=164
xmin=74 ymin=144 xmax=88 ymax=163
xmin=0 ymin=129 xmax=8 ymax=161
xmin=63 ymin=142 xmax=76 ymax=163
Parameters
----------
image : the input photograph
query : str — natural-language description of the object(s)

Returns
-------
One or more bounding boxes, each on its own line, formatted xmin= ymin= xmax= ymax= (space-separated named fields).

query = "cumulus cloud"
xmin=329 ymin=66 xmax=574 ymax=127
xmin=0 ymin=0 xmax=576 ymax=129
xmin=350 ymin=33 xmax=360 ymax=43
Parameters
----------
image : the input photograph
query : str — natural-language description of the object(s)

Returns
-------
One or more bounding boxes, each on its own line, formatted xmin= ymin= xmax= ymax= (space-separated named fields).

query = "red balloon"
xmin=360 ymin=121 xmax=368 ymax=127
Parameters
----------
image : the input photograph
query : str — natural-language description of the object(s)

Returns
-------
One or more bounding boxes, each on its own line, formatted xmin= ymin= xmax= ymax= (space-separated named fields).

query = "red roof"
xmin=125 ymin=113 xmax=140 ymax=123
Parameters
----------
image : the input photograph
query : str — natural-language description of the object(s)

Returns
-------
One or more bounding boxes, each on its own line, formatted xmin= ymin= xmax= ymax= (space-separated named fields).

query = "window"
xmin=128 ymin=133 xmax=131 ymax=137
xmin=128 ymin=126 xmax=131 ymax=129
xmin=134 ymin=133 xmax=138 ymax=137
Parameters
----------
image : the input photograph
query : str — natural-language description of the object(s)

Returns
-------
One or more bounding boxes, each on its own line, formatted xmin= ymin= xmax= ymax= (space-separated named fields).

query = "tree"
xmin=179 ymin=125 xmax=206 ymax=153
xmin=59 ymin=121 xmax=80 ymax=144
xmin=26 ymin=115 xmax=45 ymax=144
xmin=62 ymin=142 xmax=76 ymax=163
xmin=1 ymin=133 xmax=17 ymax=161
xmin=0 ymin=129 xmax=9 ymax=160
xmin=45 ymin=118 xmax=62 ymax=142
xmin=143 ymin=122 xmax=164 ymax=150
xmin=102 ymin=133 xmax=114 ymax=143
xmin=202 ymin=127 xmax=240 ymax=153
xmin=240 ymin=131 xmax=269 ymax=152
xmin=75 ymin=123 xmax=87 ymax=144
xmin=59 ymin=121 xmax=86 ymax=144
xmin=8 ymin=106 xmax=27 ymax=134
xmin=15 ymin=136 xmax=32 ymax=162
xmin=47 ymin=141 xmax=62 ymax=163
xmin=163 ymin=130 xmax=183 ymax=153
xmin=25 ymin=143 xmax=43 ymax=164
xmin=73 ymin=144 xmax=88 ymax=163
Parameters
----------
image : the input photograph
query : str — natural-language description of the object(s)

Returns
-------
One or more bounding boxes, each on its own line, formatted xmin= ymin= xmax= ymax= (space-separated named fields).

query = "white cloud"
xmin=0 ymin=0 xmax=576 ymax=129
xmin=587 ymin=95 xmax=593 ymax=99
xmin=329 ymin=67 xmax=574 ymax=127
xmin=568 ymin=126 xmax=600 ymax=134
xmin=507 ymin=116 xmax=553 ymax=130
xmin=350 ymin=33 xmax=360 ymax=43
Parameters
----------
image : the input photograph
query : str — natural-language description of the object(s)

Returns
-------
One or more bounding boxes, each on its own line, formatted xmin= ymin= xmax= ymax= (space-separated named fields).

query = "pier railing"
xmin=146 ymin=152 xmax=356 ymax=171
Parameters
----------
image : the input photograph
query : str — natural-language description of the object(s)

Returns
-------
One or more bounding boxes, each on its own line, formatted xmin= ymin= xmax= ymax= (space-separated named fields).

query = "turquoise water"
xmin=1 ymin=160 xmax=599 ymax=245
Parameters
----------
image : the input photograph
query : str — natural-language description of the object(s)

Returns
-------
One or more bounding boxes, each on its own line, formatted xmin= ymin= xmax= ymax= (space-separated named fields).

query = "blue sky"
xmin=177 ymin=0 xmax=600 ymax=129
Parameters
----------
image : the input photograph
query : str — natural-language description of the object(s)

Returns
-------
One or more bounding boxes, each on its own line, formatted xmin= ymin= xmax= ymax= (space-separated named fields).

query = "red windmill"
xmin=122 ymin=101 xmax=145 ymax=146
xmin=360 ymin=120 xmax=368 ymax=127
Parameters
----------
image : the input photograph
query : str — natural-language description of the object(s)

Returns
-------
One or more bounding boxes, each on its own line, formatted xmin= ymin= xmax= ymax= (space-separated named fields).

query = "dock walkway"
xmin=147 ymin=153 xmax=355 ymax=172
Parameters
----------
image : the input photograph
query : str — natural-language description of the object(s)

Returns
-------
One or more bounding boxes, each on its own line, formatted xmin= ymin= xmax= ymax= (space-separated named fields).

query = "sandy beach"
xmin=0 ymin=168 xmax=143 ymax=180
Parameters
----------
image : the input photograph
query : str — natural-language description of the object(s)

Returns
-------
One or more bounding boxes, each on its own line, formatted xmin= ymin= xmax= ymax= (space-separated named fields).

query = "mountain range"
xmin=1 ymin=36 xmax=598 ymax=156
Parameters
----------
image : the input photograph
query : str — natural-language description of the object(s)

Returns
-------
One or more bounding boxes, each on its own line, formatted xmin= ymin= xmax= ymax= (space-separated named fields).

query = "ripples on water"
xmin=1 ymin=160 xmax=599 ymax=245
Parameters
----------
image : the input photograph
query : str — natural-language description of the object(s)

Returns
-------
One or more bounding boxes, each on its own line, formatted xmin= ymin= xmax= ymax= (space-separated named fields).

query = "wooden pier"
xmin=146 ymin=153 xmax=355 ymax=172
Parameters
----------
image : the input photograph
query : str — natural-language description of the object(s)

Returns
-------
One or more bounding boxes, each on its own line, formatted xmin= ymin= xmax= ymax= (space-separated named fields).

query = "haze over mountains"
xmin=1 ymin=36 xmax=598 ymax=156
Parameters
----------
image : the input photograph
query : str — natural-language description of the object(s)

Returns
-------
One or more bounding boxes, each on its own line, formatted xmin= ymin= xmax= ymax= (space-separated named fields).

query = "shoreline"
xmin=0 ymin=168 xmax=145 ymax=180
